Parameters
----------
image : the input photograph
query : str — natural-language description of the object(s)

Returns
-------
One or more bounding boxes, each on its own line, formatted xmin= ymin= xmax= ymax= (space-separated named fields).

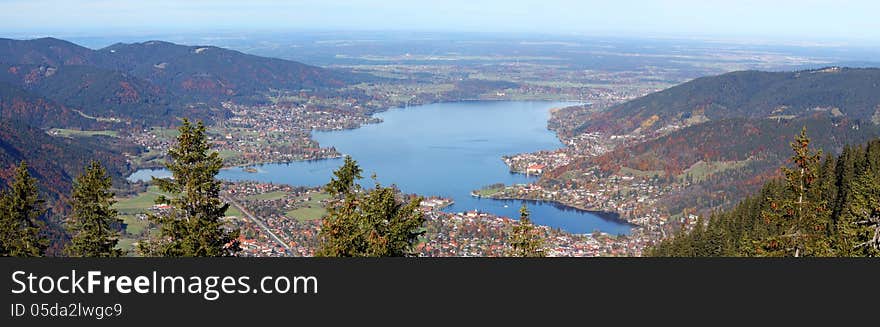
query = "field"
xmin=114 ymin=186 xmax=169 ymax=212
xmin=225 ymin=205 xmax=243 ymax=218
xmin=679 ymin=160 xmax=751 ymax=183
xmin=619 ymin=167 xmax=665 ymax=178
xmin=285 ymin=207 xmax=326 ymax=222
xmin=475 ymin=186 xmax=505 ymax=197
xmin=216 ymin=149 xmax=241 ymax=161
xmin=285 ymin=192 xmax=330 ymax=222
xmin=150 ymin=127 xmax=180 ymax=139
xmin=120 ymin=214 xmax=149 ymax=235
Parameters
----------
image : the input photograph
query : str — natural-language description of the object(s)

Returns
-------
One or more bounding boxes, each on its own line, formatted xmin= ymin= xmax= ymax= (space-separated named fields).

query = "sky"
xmin=1 ymin=0 xmax=879 ymax=43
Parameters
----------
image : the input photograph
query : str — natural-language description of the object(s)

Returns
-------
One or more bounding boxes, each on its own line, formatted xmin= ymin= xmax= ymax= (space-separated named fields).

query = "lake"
xmin=128 ymin=101 xmax=633 ymax=235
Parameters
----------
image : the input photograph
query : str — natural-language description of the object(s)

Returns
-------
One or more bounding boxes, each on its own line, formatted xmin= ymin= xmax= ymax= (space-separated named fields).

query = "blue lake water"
xmin=128 ymin=101 xmax=633 ymax=235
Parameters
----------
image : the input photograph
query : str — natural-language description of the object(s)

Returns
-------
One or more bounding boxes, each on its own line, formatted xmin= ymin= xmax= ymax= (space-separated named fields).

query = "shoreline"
xmin=126 ymin=100 xmax=635 ymax=237
xmin=470 ymin=192 xmax=638 ymax=230
xmin=132 ymin=99 xmax=585 ymax=174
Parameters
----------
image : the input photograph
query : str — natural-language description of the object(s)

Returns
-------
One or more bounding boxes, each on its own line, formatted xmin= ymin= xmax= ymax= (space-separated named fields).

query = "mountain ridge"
xmin=545 ymin=67 xmax=880 ymax=219
xmin=0 ymin=37 xmax=373 ymax=126
xmin=576 ymin=67 xmax=880 ymax=135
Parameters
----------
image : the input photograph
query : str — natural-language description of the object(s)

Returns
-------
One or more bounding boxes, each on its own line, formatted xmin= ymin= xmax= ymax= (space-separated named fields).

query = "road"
xmin=223 ymin=196 xmax=292 ymax=253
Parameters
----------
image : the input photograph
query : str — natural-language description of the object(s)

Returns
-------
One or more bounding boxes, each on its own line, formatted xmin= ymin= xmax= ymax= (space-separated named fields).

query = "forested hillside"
xmin=0 ymin=81 xmax=100 ymax=128
xmin=546 ymin=67 xmax=880 ymax=220
xmin=0 ymin=37 xmax=373 ymax=126
xmin=576 ymin=67 xmax=880 ymax=135
xmin=650 ymin=130 xmax=880 ymax=256
xmin=0 ymin=121 xmax=136 ymax=203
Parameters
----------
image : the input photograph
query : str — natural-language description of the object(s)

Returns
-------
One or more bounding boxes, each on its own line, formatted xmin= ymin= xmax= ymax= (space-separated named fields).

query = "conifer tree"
xmin=65 ymin=161 xmax=124 ymax=257
xmin=762 ymin=127 xmax=829 ymax=256
xmin=836 ymin=142 xmax=880 ymax=256
xmin=317 ymin=157 xmax=425 ymax=257
xmin=0 ymin=162 xmax=48 ymax=257
xmin=326 ymin=155 xmax=363 ymax=196
xmin=507 ymin=204 xmax=545 ymax=257
xmin=138 ymin=119 xmax=240 ymax=257
xmin=831 ymin=145 xmax=859 ymax=254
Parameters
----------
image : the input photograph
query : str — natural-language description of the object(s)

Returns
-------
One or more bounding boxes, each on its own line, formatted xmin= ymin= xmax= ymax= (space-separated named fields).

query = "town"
xmin=201 ymin=181 xmax=648 ymax=257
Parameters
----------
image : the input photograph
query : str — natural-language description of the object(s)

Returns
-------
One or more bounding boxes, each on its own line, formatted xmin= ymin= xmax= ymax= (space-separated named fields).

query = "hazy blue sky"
xmin=1 ymin=0 xmax=878 ymax=43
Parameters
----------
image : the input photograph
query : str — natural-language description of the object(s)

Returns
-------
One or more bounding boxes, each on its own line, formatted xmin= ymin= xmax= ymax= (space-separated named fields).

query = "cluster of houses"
xmin=502 ymin=150 xmax=571 ymax=176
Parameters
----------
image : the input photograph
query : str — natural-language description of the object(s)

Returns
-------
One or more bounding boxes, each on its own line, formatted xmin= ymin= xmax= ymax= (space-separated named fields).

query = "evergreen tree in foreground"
xmin=65 ymin=161 xmax=124 ymax=257
xmin=138 ymin=119 xmax=240 ymax=257
xmin=761 ymin=127 xmax=829 ymax=256
xmin=507 ymin=204 xmax=546 ymax=257
xmin=0 ymin=162 xmax=48 ymax=257
xmin=317 ymin=156 xmax=425 ymax=257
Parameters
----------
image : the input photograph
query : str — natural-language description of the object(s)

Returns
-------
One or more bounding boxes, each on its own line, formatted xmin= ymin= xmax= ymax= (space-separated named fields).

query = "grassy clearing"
xmin=113 ymin=186 xmax=171 ymax=212
xmin=307 ymin=192 xmax=331 ymax=201
xmin=619 ymin=167 xmax=664 ymax=178
xmin=286 ymin=207 xmax=326 ymax=222
xmin=120 ymin=214 xmax=149 ymax=235
xmin=49 ymin=128 xmax=119 ymax=138
xmin=113 ymin=185 xmax=172 ymax=239
xmin=224 ymin=205 xmax=243 ymax=218
xmin=114 ymin=193 xmax=161 ymax=213
xmin=150 ymin=127 xmax=180 ymax=139
xmin=285 ymin=192 xmax=330 ymax=222
xmin=558 ymin=170 xmax=587 ymax=182
xmin=679 ymin=160 xmax=750 ymax=183
xmin=475 ymin=186 xmax=505 ymax=197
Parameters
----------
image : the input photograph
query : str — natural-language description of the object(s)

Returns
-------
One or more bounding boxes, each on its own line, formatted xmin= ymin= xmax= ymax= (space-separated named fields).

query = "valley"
xmin=3 ymin=33 xmax=880 ymax=256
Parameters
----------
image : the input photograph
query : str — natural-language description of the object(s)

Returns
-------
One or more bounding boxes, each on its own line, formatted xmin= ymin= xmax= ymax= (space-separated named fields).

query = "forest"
xmin=650 ymin=129 xmax=880 ymax=256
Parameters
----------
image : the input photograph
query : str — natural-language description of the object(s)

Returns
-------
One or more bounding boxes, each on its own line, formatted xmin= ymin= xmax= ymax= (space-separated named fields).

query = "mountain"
xmin=0 ymin=120 xmax=136 ymax=202
xmin=96 ymin=40 xmax=363 ymax=103
xmin=0 ymin=81 xmax=100 ymax=128
xmin=545 ymin=67 xmax=880 ymax=219
xmin=0 ymin=37 xmax=372 ymax=126
xmin=0 ymin=37 xmax=97 ymax=66
xmin=576 ymin=67 xmax=880 ymax=135
xmin=0 ymin=63 xmax=173 ymax=123
xmin=592 ymin=116 xmax=880 ymax=176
